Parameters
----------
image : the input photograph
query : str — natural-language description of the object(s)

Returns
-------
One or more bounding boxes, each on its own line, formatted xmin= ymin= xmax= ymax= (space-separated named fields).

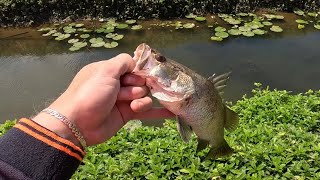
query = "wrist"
xmin=32 ymin=112 xmax=82 ymax=148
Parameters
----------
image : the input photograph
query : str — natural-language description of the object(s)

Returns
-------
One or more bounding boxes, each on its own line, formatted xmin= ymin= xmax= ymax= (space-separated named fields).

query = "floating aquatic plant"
xmin=295 ymin=19 xmax=309 ymax=24
xmin=314 ymin=24 xmax=320 ymax=30
xmin=182 ymin=23 xmax=195 ymax=29
xmin=239 ymin=26 xmax=251 ymax=32
xmin=125 ymin=20 xmax=137 ymax=24
xmin=105 ymin=33 xmax=116 ymax=39
xmin=112 ymin=34 xmax=124 ymax=41
xmin=75 ymin=23 xmax=84 ymax=28
xmin=237 ymin=13 xmax=248 ymax=17
xmin=69 ymin=42 xmax=88 ymax=51
xmin=262 ymin=21 xmax=273 ymax=26
xmin=298 ymin=24 xmax=305 ymax=29
xmin=80 ymin=34 xmax=90 ymax=38
xmin=215 ymin=31 xmax=229 ymax=39
xmin=270 ymin=25 xmax=283 ymax=32
xmin=307 ymin=12 xmax=318 ymax=17
xmin=214 ymin=26 xmax=226 ymax=32
xmin=116 ymin=23 xmax=129 ymax=29
xmin=52 ymin=32 xmax=62 ymax=37
xmin=195 ymin=16 xmax=206 ymax=22
xmin=252 ymin=29 xmax=265 ymax=35
xmin=37 ymin=27 xmax=52 ymax=32
xmin=131 ymin=25 xmax=143 ymax=30
xmin=210 ymin=36 xmax=223 ymax=41
xmin=293 ymin=9 xmax=305 ymax=16
xmin=242 ymin=31 xmax=255 ymax=37
xmin=89 ymin=38 xmax=105 ymax=47
xmin=185 ymin=13 xmax=197 ymax=19
xmin=228 ymin=29 xmax=242 ymax=35
xmin=55 ymin=34 xmax=71 ymax=41
xmin=104 ymin=41 xmax=119 ymax=48
xmin=68 ymin=39 xmax=79 ymax=44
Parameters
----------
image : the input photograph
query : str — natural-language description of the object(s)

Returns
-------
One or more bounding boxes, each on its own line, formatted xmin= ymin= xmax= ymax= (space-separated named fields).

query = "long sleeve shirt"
xmin=0 ymin=118 xmax=85 ymax=179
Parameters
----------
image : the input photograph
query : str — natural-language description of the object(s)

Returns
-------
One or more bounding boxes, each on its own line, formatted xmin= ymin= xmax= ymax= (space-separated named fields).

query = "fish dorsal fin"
xmin=176 ymin=115 xmax=193 ymax=142
xmin=208 ymin=71 xmax=232 ymax=95
xmin=224 ymin=106 xmax=239 ymax=131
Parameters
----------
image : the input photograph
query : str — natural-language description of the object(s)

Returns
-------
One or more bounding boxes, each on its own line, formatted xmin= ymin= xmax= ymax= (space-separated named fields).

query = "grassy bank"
xmin=0 ymin=0 xmax=319 ymax=27
xmin=1 ymin=84 xmax=320 ymax=179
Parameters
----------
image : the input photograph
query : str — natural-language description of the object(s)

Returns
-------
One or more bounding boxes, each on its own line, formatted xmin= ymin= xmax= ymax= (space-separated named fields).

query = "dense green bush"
xmin=0 ymin=0 xmax=319 ymax=26
xmin=1 ymin=84 xmax=320 ymax=179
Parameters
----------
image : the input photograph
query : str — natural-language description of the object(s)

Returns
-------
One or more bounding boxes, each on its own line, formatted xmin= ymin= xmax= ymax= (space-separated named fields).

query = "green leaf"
xmin=91 ymin=41 xmax=105 ymax=48
xmin=195 ymin=16 xmax=206 ymax=22
xmin=307 ymin=12 xmax=318 ymax=17
xmin=68 ymin=39 xmax=79 ymax=44
xmin=69 ymin=46 xmax=81 ymax=51
xmin=105 ymin=33 xmax=116 ymax=39
xmin=270 ymin=25 xmax=283 ymax=32
xmin=125 ymin=20 xmax=137 ymax=24
xmin=298 ymin=24 xmax=305 ymax=29
xmin=80 ymin=34 xmax=90 ymax=39
xmin=293 ymin=9 xmax=305 ymax=16
xmin=239 ymin=26 xmax=251 ymax=32
xmin=295 ymin=19 xmax=309 ymax=24
xmin=183 ymin=23 xmax=195 ymax=29
xmin=252 ymin=29 xmax=265 ymax=35
xmin=116 ymin=23 xmax=129 ymax=29
xmin=112 ymin=34 xmax=124 ymax=41
xmin=314 ymin=24 xmax=320 ymax=30
xmin=131 ymin=25 xmax=143 ymax=30
xmin=210 ymin=36 xmax=223 ymax=41
xmin=262 ymin=21 xmax=273 ymax=26
xmin=104 ymin=41 xmax=119 ymax=48
xmin=75 ymin=23 xmax=84 ymax=28
xmin=185 ymin=13 xmax=197 ymax=19
xmin=214 ymin=26 xmax=226 ymax=32
xmin=242 ymin=31 xmax=255 ymax=37
xmin=180 ymin=169 xmax=190 ymax=174
xmin=228 ymin=29 xmax=242 ymax=36
xmin=215 ymin=31 xmax=229 ymax=38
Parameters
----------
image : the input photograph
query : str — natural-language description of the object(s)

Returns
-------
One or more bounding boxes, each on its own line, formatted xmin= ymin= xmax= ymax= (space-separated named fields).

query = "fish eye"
xmin=155 ymin=54 xmax=166 ymax=62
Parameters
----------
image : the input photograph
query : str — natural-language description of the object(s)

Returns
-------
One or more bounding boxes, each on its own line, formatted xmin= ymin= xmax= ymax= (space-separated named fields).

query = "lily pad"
xmin=183 ymin=23 xmax=195 ymax=29
xmin=314 ymin=24 xmax=320 ymax=30
xmin=307 ymin=12 xmax=318 ymax=17
xmin=131 ymin=25 xmax=143 ymax=30
xmin=68 ymin=39 xmax=79 ymax=44
xmin=262 ymin=21 xmax=273 ymax=26
xmin=252 ymin=29 xmax=265 ymax=35
xmin=82 ymin=29 xmax=93 ymax=33
xmin=95 ymin=28 xmax=106 ymax=33
xmin=64 ymin=28 xmax=76 ymax=34
xmin=69 ymin=46 xmax=80 ymax=51
xmin=237 ymin=13 xmax=249 ymax=17
xmin=270 ymin=25 xmax=283 ymax=32
xmin=75 ymin=23 xmax=84 ymax=28
xmin=228 ymin=29 xmax=242 ymax=35
xmin=80 ymin=34 xmax=90 ymax=39
xmin=89 ymin=37 xmax=104 ymax=44
xmin=55 ymin=34 xmax=71 ymax=41
xmin=210 ymin=36 xmax=223 ymax=41
xmin=185 ymin=13 xmax=197 ymax=19
xmin=274 ymin=15 xmax=285 ymax=20
xmin=125 ymin=20 xmax=137 ymax=24
xmin=215 ymin=31 xmax=229 ymax=39
xmin=113 ymin=34 xmax=124 ymax=41
xmin=74 ymin=42 xmax=87 ymax=48
xmin=104 ymin=41 xmax=119 ymax=48
xmin=239 ymin=26 xmax=251 ymax=32
xmin=91 ymin=41 xmax=105 ymax=48
xmin=116 ymin=23 xmax=129 ymax=29
xmin=104 ymin=27 xmax=115 ymax=33
xmin=105 ymin=33 xmax=116 ymax=38
xmin=225 ymin=18 xmax=241 ymax=25
xmin=42 ymin=30 xmax=57 ymax=36
xmin=295 ymin=19 xmax=309 ymax=24
xmin=242 ymin=31 xmax=255 ymax=37
xmin=298 ymin=24 xmax=305 ymax=29
xmin=37 ymin=27 xmax=52 ymax=32
xmin=293 ymin=9 xmax=305 ymax=16
xmin=195 ymin=16 xmax=206 ymax=22
xmin=52 ymin=32 xmax=62 ymax=37
xmin=214 ymin=26 xmax=226 ymax=32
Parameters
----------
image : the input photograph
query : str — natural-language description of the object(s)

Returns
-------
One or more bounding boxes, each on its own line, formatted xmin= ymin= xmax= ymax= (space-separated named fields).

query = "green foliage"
xmin=1 ymin=85 xmax=320 ymax=179
xmin=0 ymin=120 xmax=16 ymax=136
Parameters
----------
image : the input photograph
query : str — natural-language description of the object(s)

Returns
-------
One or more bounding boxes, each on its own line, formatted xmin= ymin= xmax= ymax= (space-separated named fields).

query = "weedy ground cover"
xmin=1 ymin=84 xmax=319 ymax=179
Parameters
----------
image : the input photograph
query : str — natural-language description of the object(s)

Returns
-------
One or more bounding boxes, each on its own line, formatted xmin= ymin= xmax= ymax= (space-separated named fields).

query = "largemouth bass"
xmin=132 ymin=43 xmax=239 ymax=159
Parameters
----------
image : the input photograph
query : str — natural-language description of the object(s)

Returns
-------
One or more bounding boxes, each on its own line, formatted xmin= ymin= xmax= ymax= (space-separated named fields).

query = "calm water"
xmin=0 ymin=20 xmax=320 ymax=122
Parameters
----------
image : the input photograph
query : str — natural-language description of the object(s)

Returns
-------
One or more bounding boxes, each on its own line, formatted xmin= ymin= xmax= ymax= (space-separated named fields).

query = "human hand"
xmin=33 ymin=54 xmax=174 ymax=147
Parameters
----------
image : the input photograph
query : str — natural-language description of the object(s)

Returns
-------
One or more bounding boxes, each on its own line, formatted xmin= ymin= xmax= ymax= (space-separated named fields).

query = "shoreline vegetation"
xmin=0 ymin=0 xmax=319 ymax=27
xmin=1 ymin=84 xmax=320 ymax=179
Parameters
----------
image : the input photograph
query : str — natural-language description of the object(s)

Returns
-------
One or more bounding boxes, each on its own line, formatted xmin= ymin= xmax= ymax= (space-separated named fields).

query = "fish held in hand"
xmin=132 ymin=43 xmax=239 ymax=159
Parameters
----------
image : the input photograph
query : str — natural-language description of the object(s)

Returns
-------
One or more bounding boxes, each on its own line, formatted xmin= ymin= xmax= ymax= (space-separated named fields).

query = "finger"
xmin=121 ymin=74 xmax=146 ymax=86
xmin=132 ymin=107 xmax=175 ymax=120
xmin=117 ymin=86 xmax=149 ymax=100
xmin=130 ymin=96 xmax=153 ymax=112
xmin=102 ymin=53 xmax=136 ymax=79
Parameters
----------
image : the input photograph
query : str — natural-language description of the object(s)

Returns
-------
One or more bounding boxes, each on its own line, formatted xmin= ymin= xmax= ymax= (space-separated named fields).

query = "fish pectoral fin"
xmin=196 ymin=138 xmax=209 ymax=152
xmin=208 ymin=71 xmax=232 ymax=94
xmin=224 ymin=106 xmax=239 ymax=131
xmin=205 ymin=139 xmax=233 ymax=160
xmin=176 ymin=116 xmax=193 ymax=143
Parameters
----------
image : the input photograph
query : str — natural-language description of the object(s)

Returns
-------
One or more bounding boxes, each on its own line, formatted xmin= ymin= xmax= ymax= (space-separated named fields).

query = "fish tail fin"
xmin=196 ymin=138 xmax=209 ymax=152
xmin=224 ymin=106 xmax=239 ymax=131
xmin=205 ymin=139 xmax=233 ymax=160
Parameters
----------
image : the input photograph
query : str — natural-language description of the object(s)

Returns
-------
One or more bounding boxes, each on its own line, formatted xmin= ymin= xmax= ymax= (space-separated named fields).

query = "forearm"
xmin=0 ymin=118 xmax=85 ymax=180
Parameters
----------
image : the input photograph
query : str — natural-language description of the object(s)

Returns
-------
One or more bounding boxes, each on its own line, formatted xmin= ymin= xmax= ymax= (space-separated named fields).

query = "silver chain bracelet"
xmin=42 ymin=108 xmax=87 ymax=149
